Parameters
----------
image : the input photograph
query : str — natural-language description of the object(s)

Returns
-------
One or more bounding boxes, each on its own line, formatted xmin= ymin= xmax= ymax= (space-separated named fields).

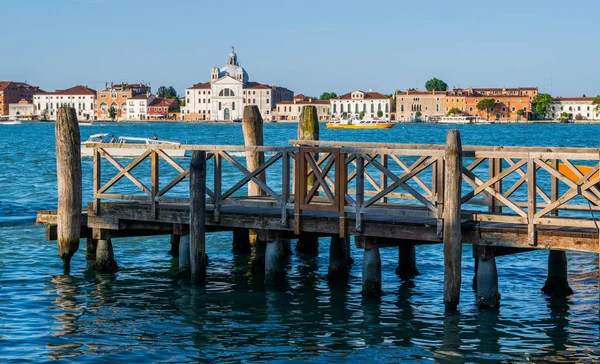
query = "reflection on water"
xmin=1 ymin=123 xmax=600 ymax=361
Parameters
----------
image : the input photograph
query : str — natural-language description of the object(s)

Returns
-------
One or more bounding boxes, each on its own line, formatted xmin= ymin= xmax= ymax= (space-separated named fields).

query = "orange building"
xmin=96 ymin=82 xmax=150 ymax=120
xmin=446 ymin=87 xmax=537 ymax=120
xmin=0 ymin=81 xmax=42 ymax=116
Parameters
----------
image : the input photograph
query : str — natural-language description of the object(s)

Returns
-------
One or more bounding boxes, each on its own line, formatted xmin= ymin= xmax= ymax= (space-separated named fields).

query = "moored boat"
xmin=0 ymin=120 xmax=22 ymax=125
xmin=326 ymin=116 xmax=395 ymax=129
xmin=81 ymin=134 xmax=186 ymax=157
xmin=437 ymin=116 xmax=474 ymax=124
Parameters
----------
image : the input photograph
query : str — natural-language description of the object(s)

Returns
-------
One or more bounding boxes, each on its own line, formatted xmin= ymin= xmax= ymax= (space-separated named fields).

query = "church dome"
xmin=218 ymin=47 xmax=249 ymax=84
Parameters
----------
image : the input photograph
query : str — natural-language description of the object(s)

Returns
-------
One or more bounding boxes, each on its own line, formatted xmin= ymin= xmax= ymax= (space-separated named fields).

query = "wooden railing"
xmin=89 ymin=141 xmax=600 ymax=244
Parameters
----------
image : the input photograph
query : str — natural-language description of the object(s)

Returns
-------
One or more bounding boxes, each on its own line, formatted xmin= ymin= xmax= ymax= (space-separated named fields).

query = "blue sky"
xmin=3 ymin=0 xmax=598 ymax=97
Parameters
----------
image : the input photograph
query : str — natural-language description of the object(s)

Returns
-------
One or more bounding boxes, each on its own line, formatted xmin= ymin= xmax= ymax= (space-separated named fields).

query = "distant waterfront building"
xmin=33 ymin=85 xmax=96 ymax=121
xmin=330 ymin=90 xmax=392 ymax=119
xmin=8 ymin=99 xmax=36 ymax=120
xmin=551 ymin=97 xmax=599 ymax=120
xmin=274 ymin=94 xmax=331 ymax=121
xmin=148 ymin=97 xmax=179 ymax=119
xmin=125 ymin=93 xmax=155 ymax=120
xmin=445 ymin=87 xmax=538 ymax=121
xmin=182 ymin=47 xmax=293 ymax=121
xmin=0 ymin=81 xmax=42 ymax=116
xmin=396 ymin=89 xmax=446 ymax=121
xmin=97 ymin=82 xmax=151 ymax=120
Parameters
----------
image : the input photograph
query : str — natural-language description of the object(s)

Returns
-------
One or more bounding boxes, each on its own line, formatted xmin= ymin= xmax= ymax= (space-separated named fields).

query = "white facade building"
xmin=182 ymin=47 xmax=293 ymax=121
xmin=33 ymin=85 xmax=96 ymax=121
xmin=551 ymin=97 xmax=599 ymax=120
xmin=330 ymin=90 xmax=392 ymax=119
xmin=125 ymin=94 xmax=155 ymax=120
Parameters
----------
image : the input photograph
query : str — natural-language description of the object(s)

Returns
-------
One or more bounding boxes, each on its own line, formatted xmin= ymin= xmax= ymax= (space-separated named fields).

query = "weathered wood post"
xmin=443 ymin=130 xmax=462 ymax=310
xmin=168 ymin=234 xmax=180 ymax=256
xmin=296 ymin=105 xmax=320 ymax=256
xmin=362 ymin=237 xmax=382 ymax=296
xmin=476 ymin=246 xmax=500 ymax=309
xmin=86 ymin=238 xmax=97 ymax=262
xmin=396 ymin=244 xmax=419 ymax=278
xmin=264 ymin=231 xmax=286 ymax=286
xmin=179 ymin=234 xmax=191 ymax=274
xmin=190 ymin=150 xmax=208 ymax=283
xmin=55 ymin=107 xmax=82 ymax=272
xmin=542 ymin=250 xmax=573 ymax=296
xmin=95 ymin=236 xmax=118 ymax=272
xmin=328 ymin=235 xmax=349 ymax=282
xmin=232 ymin=229 xmax=251 ymax=255
xmin=241 ymin=105 xmax=265 ymax=258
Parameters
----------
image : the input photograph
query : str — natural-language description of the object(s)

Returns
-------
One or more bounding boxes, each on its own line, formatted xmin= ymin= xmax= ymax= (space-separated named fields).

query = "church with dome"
xmin=182 ymin=47 xmax=293 ymax=121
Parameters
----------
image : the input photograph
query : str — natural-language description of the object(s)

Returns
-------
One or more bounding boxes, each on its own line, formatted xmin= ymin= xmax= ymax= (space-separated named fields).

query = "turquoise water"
xmin=0 ymin=122 xmax=599 ymax=362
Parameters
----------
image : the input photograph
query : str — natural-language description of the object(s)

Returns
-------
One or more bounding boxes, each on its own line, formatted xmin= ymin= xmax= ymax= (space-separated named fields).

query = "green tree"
xmin=447 ymin=107 xmax=462 ymax=115
xmin=319 ymin=92 xmax=337 ymax=100
xmin=377 ymin=110 xmax=383 ymax=118
xmin=359 ymin=111 xmax=365 ymax=119
xmin=593 ymin=95 xmax=600 ymax=114
xmin=108 ymin=106 xmax=117 ymax=121
xmin=560 ymin=111 xmax=569 ymax=120
xmin=532 ymin=93 xmax=553 ymax=119
xmin=341 ymin=111 xmax=348 ymax=118
xmin=476 ymin=99 xmax=496 ymax=120
xmin=415 ymin=111 xmax=422 ymax=118
xmin=157 ymin=85 xmax=178 ymax=99
xmin=425 ymin=78 xmax=448 ymax=92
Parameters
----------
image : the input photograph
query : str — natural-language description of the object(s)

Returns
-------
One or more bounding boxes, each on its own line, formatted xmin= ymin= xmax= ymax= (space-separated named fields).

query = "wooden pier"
xmin=38 ymin=106 xmax=600 ymax=309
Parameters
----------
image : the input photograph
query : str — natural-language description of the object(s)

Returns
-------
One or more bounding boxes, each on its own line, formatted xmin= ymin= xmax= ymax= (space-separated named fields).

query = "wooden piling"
xmin=264 ymin=234 xmax=286 ymax=286
xmin=396 ymin=243 xmax=419 ymax=278
xmin=55 ymin=107 xmax=82 ymax=272
xmin=95 ymin=230 xmax=118 ymax=272
xmin=443 ymin=130 xmax=463 ymax=310
xmin=362 ymin=237 xmax=381 ymax=296
xmin=542 ymin=250 xmax=573 ymax=296
xmin=179 ymin=234 xmax=191 ymax=274
xmin=296 ymin=105 xmax=320 ymax=256
xmin=86 ymin=238 xmax=97 ymax=262
xmin=241 ymin=105 xmax=265 ymax=255
xmin=168 ymin=234 xmax=180 ymax=256
xmin=476 ymin=246 xmax=500 ymax=309
xmin=328 ymin=235 xmax=349 ymax=282
xmin=190 ymin=150 xmax=208 ymax=284
xmin=232 ymin=229 xmax=251 ymax=255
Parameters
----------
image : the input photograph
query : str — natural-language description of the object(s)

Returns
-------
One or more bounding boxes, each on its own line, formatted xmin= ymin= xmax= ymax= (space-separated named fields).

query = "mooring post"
xmin=168 ymin=234 xmax=180 ymax=256
xmin=362 ymin=237 xmax=382 ymax=296
xmin=55 ymin=107 xmax=82 ymax=273
xmin=443 ymin=130 xmax=463 ymax=310
xmin=396 ymin=243 xmax=419 ymax=278
xmin=296 ymin=105 xmax=320 ymax=256
xmin=264 ymin=231 xmax=286 ymax=286
xmin=179 ymin=234 xmax=191 ymax=275
xmin=476 ymin=246 xmax=500 ymax=309
xmin=94 ymin=229 xmax=118 ymax=272
xmin=86 ymin=238 xmax=97 ymax=262
xmin=232 ymin=229 xmax=251 ymax=255
xmin=542 ymin=250 xmax=573 ymax=296
xmin=328 ymin=235 xmax=349 ymax=282
xmin=190 ymin=150 xmax=208 ymax=284
xmin=240 ymin=105 xmax=265 ymax=255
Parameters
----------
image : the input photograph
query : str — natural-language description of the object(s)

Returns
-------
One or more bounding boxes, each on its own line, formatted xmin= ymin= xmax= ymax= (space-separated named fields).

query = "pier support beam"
xmin=296 ymin=106 xmax=320 ymax=256
xmin=328 ymin=235 xmax=349 ymax=283
xmin=265 ymin=235 xmax=286 ymax=286
xmin=542 ymin=251 xmax=573 ymax=296
xmin=168 ymin=234 xmax=180 ymax=256
xmin=190 ymin=150 xmax=208 ymax=284
xmin=443 ymin=130 xmax=463 ymax=311
xmin=396 ymin=243 xmax=419 ymax=278
xmin=362 ymin=238 xmax=382 ymax=296
xmin=86 ymin=238 xmax=97 ymax=262
xmin=55 ymin=107 xmax=82 ymax=273
xmin=95 ymin=236 xmax=118 ymax=273
xmin=476 ymin=246 xmax=500 ymax=309
xmin=232 ymin=229 xmax=251 ymax=255
xmin=252 ymin=237 xmax=266 ymax=273
xmin=179 ymin=234 xmax=191 ymax=275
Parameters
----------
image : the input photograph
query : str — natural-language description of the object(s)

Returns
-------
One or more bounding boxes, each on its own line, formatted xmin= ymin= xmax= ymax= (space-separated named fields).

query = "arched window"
xmin=121 ymin=103 xmax=126 ymax=112
xmin=436 ymin=104 xmax=439 ymax=112
xmin=110 ymin=102 xmax=117 ymax=110
xmin=219 ymin=102 xmax=222 ymax=110
xmin=371 ymin=104 xmax=374 ymax=113
xmin=523 ymin=107 xmax=528 ymax=111
xmin=385 ymin=104 xmax=389 ymax=112
xmin=340 ymin=104 xmax=344 ymax=113
xmin=401 ymin=104 xmax=404 ymax=112
xmin=232 ymin=102 xmax=235 ymax=111
xmin=355 ymin=104 xmax=358 ymax=113
xmin=363 ymin=104 xmax=366 ymax=113
xmin=218 ymin=88 xmax=235 ymax=97
xmin=100 ymin=102 xmax=107 ymax=111
xmin=378 ymin=104 xmax=382 ymax=111
xmin=333 ymin=104 xmax=337 ymax=113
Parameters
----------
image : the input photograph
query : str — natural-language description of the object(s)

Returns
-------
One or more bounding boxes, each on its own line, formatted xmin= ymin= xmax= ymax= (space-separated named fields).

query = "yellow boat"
xmin=554 ymin=162 xmax=599 ymax=182
xmin=326 ymin=116 xmax=395 ymax=129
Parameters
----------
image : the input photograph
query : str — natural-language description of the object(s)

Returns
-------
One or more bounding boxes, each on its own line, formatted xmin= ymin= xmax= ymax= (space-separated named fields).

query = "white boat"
xmin=438 ymin=116 xmax=473 ymax=124
xmin=0 ymin=120 xmax=22 ymax=125
xmin=326 ymin=115 xmax=395 ymax=129
xmin=81 ymin=134 xmax=186 ymax=158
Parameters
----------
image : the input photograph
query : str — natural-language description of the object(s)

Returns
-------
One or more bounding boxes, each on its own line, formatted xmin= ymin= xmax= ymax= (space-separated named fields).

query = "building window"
xmin=512 ymin=107 xmax=516 ymax=112
xmin=370 ymin=104 xmax=374 ymax=113
xmin=333 ymin=104 xmax=337 ymax=113
xmin=469 ymin=107 xmax=473 ymax=112
xmin=386 ymin=104 xmax=389 ymax=112
xmin=219 ymin=102 xmax=221 ymax=110
xmin=355 ymin=104 xmax=358 ymax=113
xmin=219 ymin=88 xmax=235 ymax=97
xmin=401 ymin=105 xmax=404 ymax=112
xmin=232 ymin=102 xmax=235 ymax=110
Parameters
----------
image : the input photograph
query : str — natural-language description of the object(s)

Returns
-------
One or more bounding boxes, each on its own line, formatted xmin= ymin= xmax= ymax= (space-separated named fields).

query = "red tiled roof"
xmin=245 ymin=82 xmax=271 ymax=89
xmin=149 ymin=97 xmax=178 ymax=107
xmin=36 ymin=85 xmax=96 ymax=96
xmin=553 ymin=97 xmax=595 ymax=102
xmin=112 ymin=83 xmax=149 ymax=89
xmin=0 ymin=81 xmax=12 ymax=91
xmin=189 ymin=82 xmax=211 ymax=89
xmin=397 ymin=89 xmax=448 ymax=96
xmin=278 ymin=99 xmax=329 ymax=105
xmin=294 ymin=94 xmax=307 ymax=99
xmin=334 ymin=91 xmax=390 ymax=100
xmin=130 ymin=94 xmax=151 ymax=100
